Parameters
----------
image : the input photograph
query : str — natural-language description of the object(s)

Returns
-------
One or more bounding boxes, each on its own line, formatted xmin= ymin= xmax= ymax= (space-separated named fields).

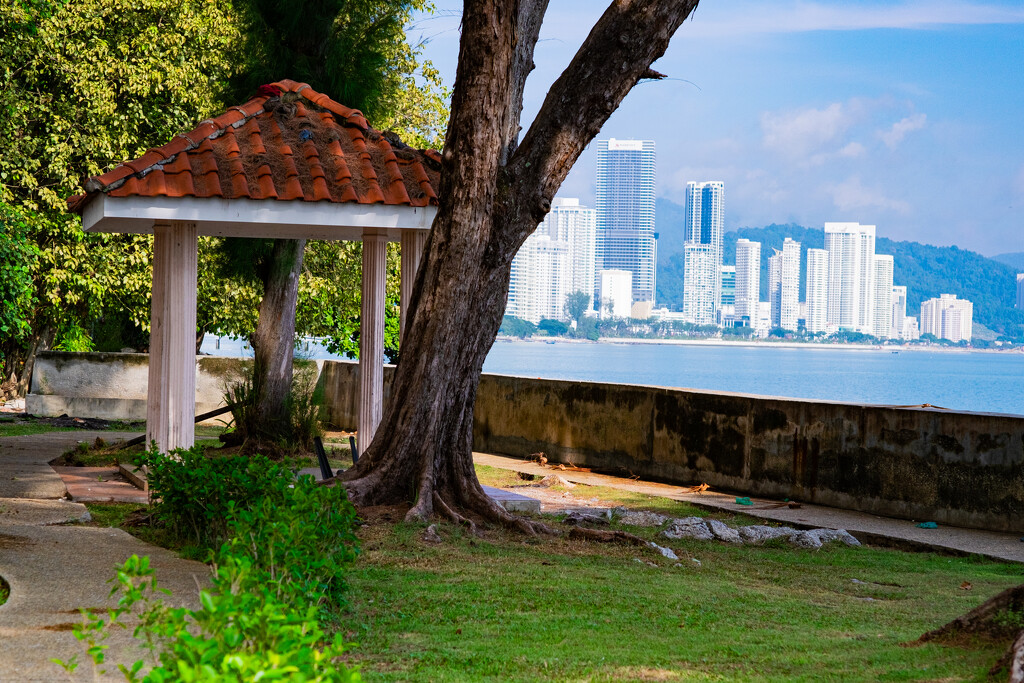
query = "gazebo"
xmin=68 ymin=80 xmax=440 ymax=454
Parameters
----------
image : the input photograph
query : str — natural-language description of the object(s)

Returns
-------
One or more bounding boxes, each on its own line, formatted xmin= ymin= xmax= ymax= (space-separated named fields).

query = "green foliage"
xmin=136 ymin=447 xmax=297 ymax=548
xmin=223 ymin=359 xmax=325 ymax=452
xmin=0 ymin=204 xmax=39 ymax=374
xmin=57 ymin=553 xmax=359 ymax=682
xmin=499 ymin=315 xmax=536 ymax=338
xmin=537 ymin=319 xmax=569 ymax=336
xmin=563 ymin=290 xmax=591 ymax=324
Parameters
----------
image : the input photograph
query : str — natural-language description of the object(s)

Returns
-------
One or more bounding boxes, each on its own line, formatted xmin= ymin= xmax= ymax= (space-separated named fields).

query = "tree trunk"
xmin=249 ymin=238 xmax=306 ymax=446
xmin=16 ymin=326 xmax=54 ymax=397
xmin=334 ymin=0 xmax=699 ymax=529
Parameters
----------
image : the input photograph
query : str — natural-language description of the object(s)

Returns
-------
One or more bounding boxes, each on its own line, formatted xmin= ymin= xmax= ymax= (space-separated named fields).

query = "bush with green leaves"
xmin=57 ymin=554 xmax=360 ymax=682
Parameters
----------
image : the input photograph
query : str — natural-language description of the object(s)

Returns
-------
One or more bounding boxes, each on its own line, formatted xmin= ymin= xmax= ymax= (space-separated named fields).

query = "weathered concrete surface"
xmin=0 ymin=431 xmax=205 ymax=682
xmin=474 ymin=452 xmax=1024 ymax=563
xmin=53 ymin=467 xmax=149 ymax=504
xmin=471 ymin=375 xmax=1024 ymax=534
xmin=26 ymin=352 xmax=255 ymax=423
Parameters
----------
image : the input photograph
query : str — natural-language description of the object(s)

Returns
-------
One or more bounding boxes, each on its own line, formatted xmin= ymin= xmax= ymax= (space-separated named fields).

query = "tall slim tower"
xmin=891 ymin=285 xmax=907 ymax=338
xmin=681 ymin=181 xmax=725 ymax=323
xmin=1017 ymin=273 xmax=1024 ymax=309
xmin=824 ymin=222 xmax=876 ymax=333
xmin=595 ymin=139 xmax=656 ymax=305
xmin=735 ymin=238 xmax=761 ymax=321
xmin=545 ymin=198 xmax=597 ymax=303
xmin=872 ymin=255 xmax=894 ymax=339
xmin=805 ymin=248 xmax=829 ymax=334
xmin=768 ymin=238 xmax=801 ymax=331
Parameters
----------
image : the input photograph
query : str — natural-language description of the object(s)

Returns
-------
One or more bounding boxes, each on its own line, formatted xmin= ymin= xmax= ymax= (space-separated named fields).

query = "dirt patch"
xmin=0 ymin=533 xmax=35 ymax=549
xmin=38 ymin=622 xmax=78 ymax=632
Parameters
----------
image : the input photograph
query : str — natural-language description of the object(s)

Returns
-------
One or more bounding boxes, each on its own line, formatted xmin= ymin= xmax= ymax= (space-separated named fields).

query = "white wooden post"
xmin=358 ymin=230 xmax=388 ymax=454
xmin=147 ymin=221 xmax=198 ymax=452
xmin=399 ymin=229 xmax=426 ymax=341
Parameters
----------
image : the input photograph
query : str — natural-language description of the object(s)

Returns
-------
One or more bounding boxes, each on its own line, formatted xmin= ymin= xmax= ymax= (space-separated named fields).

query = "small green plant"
xmin=55 ymin=554 xmax=360 ymax=682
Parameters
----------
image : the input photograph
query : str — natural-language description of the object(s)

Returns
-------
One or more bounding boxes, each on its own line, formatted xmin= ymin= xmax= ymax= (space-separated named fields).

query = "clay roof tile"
xmin=68 ymin=80 xmax=440 ymax=214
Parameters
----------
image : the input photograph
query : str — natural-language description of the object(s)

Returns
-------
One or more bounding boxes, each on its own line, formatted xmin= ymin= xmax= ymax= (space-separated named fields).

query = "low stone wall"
xmin=26 ymin=351 xmax=251 ymax=423
xmin=27 ymin=353 xmax=1024 ymax=533
xmin=318 ymin=361 xmax=1024 ymax=534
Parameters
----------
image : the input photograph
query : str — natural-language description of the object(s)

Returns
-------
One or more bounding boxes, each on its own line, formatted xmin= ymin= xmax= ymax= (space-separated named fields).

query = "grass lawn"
xmin=0 ymin=421 xmax=76 ymax=437
xmin=84 ymin=463 xmax=1024 ymax=682
xmin=343 ymin=468 xmax=1024 ymax=682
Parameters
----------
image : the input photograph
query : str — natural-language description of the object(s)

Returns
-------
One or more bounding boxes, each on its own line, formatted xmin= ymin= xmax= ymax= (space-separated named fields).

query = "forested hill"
xmin=656 ymin=220 xmax=1024 ymax=340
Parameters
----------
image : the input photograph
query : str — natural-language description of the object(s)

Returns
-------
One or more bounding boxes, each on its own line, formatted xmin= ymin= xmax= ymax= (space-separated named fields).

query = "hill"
xmin=993 ymin=252 xmax=1024 ymax=271
xmin=654 ymin=204 xmax=1024 ymax=339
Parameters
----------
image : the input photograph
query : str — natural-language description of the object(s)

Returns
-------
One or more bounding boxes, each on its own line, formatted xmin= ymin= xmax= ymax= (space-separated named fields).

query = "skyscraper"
xmin=824 ymin=222 xmax=876 ymax=333
xmin=768 ymin=238 xmax=800 ymax=331
xmin=805 ymin=248 xmax=829 ymax=334
xmin=595 ymin=139 xmax=656 ymax=305
xmin=599 ymin=269 xmax=633 ymax=319
xmin=506 ymin=197 xmax=595 ymax=324
xmin=545 ymin=198 xmax=596 ymax=302
xmin=1017 ymin=273 xmax=1024 ymax=309
xmin=872 ymin=255 xmax=894 ymax=339
xmin=891 ymin=285 xmax=907 ymax=339
xmin=720 ymin=266 xmax=736 ymax=308
xmin=735 ymin=238 xmax=761 ymax=322
xmin=682 ymin=181 xmax=725 ymax=323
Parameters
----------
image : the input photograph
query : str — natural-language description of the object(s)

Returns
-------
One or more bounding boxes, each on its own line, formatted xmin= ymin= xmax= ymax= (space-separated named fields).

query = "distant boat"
xmin=891 ymin=350 xmax=900 ymax=354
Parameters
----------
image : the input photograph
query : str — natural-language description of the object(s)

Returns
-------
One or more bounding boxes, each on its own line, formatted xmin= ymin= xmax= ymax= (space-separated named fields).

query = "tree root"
xmin=919 ymin=584 xmax=1024 ymax=643
xmin=567 ymin=527 xmax=649 ymax=546
xmin=1008 ymin=630 xmax=1024 ymax=683
xmin=431 ymin=492 xmax=477 ymax=536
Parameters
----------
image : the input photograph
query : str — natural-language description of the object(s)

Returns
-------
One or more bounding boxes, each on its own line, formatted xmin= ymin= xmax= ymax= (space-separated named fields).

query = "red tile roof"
xmin=68 ymin=80 xmax=441 ymax=214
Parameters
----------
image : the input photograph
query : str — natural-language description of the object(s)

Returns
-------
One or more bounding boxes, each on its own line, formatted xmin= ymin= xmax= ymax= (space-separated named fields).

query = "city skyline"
xmin=410 ymin=1 xmax=1024 ymax=257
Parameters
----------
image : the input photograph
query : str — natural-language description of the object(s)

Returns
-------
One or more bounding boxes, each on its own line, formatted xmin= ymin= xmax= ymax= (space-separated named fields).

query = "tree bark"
xmin=16 ymin=326 xmax=54 ymax=397
xmin=334 ymin=0 xmax=700 ymax=529
xmin=249 ymin=238 xmax=306 ymax=446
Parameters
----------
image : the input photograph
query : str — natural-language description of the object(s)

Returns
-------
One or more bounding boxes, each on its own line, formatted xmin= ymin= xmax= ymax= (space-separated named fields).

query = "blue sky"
xmin=408 ymin=1 xmax=1024 ymax=256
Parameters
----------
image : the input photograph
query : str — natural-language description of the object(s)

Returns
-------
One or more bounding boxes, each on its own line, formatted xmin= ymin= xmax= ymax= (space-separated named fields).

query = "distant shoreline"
xmin=494 ymin=335 xmax=1023 ymax=354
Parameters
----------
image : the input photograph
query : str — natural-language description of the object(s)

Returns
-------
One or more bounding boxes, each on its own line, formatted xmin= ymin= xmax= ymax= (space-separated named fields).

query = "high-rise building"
xmin=735 ymin=238 xmax=761 ymax=322
xmin=506 ymin=232 xmax=571 ymax=324
xmin=1017 ymin=273 xmax=1024 ymax=309
xmin=824 ymin=222 xmax=876 ymax=333
xmin=720 ymin=266 xmax=736 ymax=307
xmin=891 ymin=286 xmax=907 ymax=338
xmin=872 ymin=255 xmax=894 ymax=339
xmin=506 ymin=197 xmax=595 ymax=324
xmin=805 ymin=248 xmax=830 ymax=334
xmin=768 ymin=238 xmax=800 ymax=331
xmin=682 ymin=243 xmax=719 ymax=325
xmin=545 ymin=198 xmax=597 ymax=302
xmin=595 ymin=139 xmax=656 ymax=305
xmin=681 ymin=181 xmax=725 ymax=323
xmin=599 ymin=269 xmax=633 ymax=319
xmin=920 ymin=294 xmax=973 ymax=342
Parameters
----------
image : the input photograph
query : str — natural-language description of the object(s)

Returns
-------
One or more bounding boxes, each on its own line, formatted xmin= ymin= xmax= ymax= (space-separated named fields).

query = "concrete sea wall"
xmin=26 ymin=353 xmax=1024 ymax=532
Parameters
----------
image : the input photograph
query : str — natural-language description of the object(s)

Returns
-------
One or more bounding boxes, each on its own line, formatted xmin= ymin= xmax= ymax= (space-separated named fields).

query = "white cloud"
xmin=879 ymin=113 xmax=927 ymax=148
xmin=690 ymin=1 xmax=1024 ymax=37
xmin=761 ymin=103 xmax=852 ymax=158
xmin=839 ymin=142 xmax=866 ymax=157
xmin=826 ymin=175 xmax=911 ymax=214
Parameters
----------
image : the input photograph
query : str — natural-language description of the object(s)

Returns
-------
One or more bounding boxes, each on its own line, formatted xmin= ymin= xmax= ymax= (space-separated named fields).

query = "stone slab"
xmin=0 ymin=498 xmax=91 ymax=526
xmin=473 ymin=452 xmax=1024 ymax=564
xmin=53 ymin=467 xmax=149 ymax=504
xmin=0 ymin=432 xmax=139 ymax=499
xmin=482 ymin=485 xmax=541 ymax=514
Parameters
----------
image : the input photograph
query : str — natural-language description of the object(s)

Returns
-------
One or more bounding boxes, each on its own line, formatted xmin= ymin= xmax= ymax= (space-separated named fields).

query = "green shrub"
xmin=57 ymin=554 xmax=360 ymax=682
xmin=137 ymin=446 xmax=296 ymax=548
xmin=225 ymin=476 xmax=359 ymax=617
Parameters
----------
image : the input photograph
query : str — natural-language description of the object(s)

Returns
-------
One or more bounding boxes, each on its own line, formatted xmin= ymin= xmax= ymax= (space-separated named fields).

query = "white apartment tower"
xmin=1017 ymin=273 xmax=1024 ymax=309
xmin=805 ymin=248 xmax=830 ymax=334
xmin=768 ymin=238 xmax=801 ymax=331
xmin=920 ymin=294 xmax=973 ymax=343
xmin=545 ymin=198 xmax=597 ymax=301
xmin=682 ymin=181 xmax=725 ymax=324
xmin=824 ymin=222 xmax=876 ymax=333
xmin=506 ymin=197 xmax=596 ymax=324
xmin=735 ymin=238 xmax=761 ymax=321
xmin=599 ymin=269 xmax=633 ymax=319
xmin=891 ymin=286 xmax=907 ymax=339
xmin=872 ymin=255 xmax=894 ymax=339
xmin=595 ymin=139 xmax=656 ymax=306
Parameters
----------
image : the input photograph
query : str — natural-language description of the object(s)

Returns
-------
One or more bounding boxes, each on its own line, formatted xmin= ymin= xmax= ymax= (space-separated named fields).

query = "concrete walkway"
xmin=0 ymin=431 xmax=207 ymax=682
xmin=474 ymin=452 xmax=1024 ymax=564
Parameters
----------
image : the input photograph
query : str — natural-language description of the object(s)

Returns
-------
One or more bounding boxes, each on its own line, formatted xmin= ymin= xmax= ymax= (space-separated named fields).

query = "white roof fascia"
xmin=81 ymin=194 xmax=436 ymax=241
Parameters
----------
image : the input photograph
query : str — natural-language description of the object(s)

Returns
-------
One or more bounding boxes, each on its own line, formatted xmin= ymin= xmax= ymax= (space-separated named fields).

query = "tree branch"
xmin=509 ymin=0 xmax=701 ymax=219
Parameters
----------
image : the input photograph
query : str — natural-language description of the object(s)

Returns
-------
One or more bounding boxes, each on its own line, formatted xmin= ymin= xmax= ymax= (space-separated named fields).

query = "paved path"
xmin=0 ymin=431 xmax=206 ymax=682
xmin=474 ymin=452 xmax=1024 ymax=564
